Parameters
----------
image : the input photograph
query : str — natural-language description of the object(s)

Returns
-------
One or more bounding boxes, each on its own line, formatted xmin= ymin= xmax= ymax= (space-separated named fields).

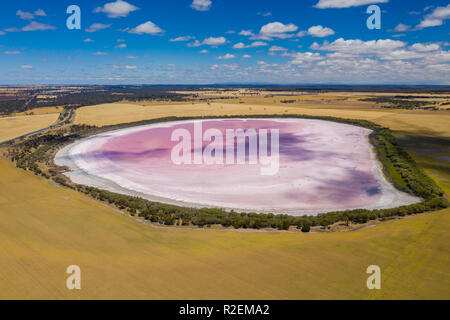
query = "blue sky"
xmin=0 ymin=0 xmax=449 ymax=85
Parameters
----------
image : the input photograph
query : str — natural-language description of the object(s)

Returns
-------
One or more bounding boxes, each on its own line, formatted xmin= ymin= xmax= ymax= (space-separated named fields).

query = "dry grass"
xmin=74 ymin=100 xmax=450 ymax=138
xmin=0 ymin=113 xmax=59 ymax=143
xmin=74 ymin=102 xmax=400 ymax=126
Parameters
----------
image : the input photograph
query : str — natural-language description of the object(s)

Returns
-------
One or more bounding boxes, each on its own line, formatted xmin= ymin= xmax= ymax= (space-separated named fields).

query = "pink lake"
xmin=55 ymin=118 xmax=419 ymax=215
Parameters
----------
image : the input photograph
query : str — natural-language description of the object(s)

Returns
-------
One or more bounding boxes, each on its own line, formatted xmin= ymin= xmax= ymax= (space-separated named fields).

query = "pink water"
xmin=68 ymin=119 xmax=382 ymax=213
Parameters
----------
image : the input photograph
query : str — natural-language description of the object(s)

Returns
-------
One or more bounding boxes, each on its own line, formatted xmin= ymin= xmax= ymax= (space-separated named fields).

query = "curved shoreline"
xmin=54 ymin=118 xmax=421 ymax=216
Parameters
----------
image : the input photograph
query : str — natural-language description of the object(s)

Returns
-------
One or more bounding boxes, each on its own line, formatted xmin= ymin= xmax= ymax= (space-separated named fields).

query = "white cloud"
xmin=410 ymin=43 xmax=440 ymax=52
xmin=94 ymin=0 xmax=139 ymax=18
xmin=200 ymin=49 xmax=209 ymax=54
xmin=85 ymin=23 xmax=111 ymax=33
xmin=16 ymin=10 xmax=34 ymax=20
xmin=93 ymin=52 xmax=108 ymax=56
xmin=203 ymin=37 xmax=226 ymax=46
xmin=22 ymin=21 xmax=56 ymax=31
xmin=0 ymin=31 xmax=6 ymax=35
xmin=189 ymin=37 xmax=227 ymax=47
xmin=191 ymin=0 xmax=212 ymax=12
xmin=34 ymin=9 xmax=47 ymax=17
xmin=211 ymin=63 xmax=238 ymax=70
xmin=233 ymin=42 xmax=246 ymax=49
xmin=218 ymin=53 xmax=236 ymax=60
xmin=242 ymin=54 xmax=251 ymax=58
xmin=233 ymin=41 xmax=268 ymax=49
xmin=115 ymin=44 xmax=127 ymax=49
xmin=112 ymin=64 xmax=137 ymax=70
xmin=170 ymin=36 xmax=195 ymax=42
xmin=417 ymin=5 xmax=450 ymax=29
xmin=269 ymin=46 xmax=288 ymax=52
xmin=314 ymin=0 xmax=388 ymax=9
xmin=299 ymin=25 xmax=335 ymax=38
xmin=83 ymin=38 xmax=95 ymax=43
xmin=289 ymin=52 xmax=324 ymax=65
xmin=253 ymin=22 xmax=298 ymax=40
xmin=127 ymin=55 xmax=138 ymax=59
xmin=311 ymin=38 xmax=406 ymax=55
xmin=393 ymin=24 xmax=411 ymax=32
xmin=239 ymin=30 xmax=254 ymax=36
xmin=16 ymin=9 xmax=47 ymax=20
xmin=21 ymin=65 xmax=33 ymax=69
xmin=129 ymin=21 xmax=164 ymax=35
xmin=5 ymin=51 xmax=21 ymax=55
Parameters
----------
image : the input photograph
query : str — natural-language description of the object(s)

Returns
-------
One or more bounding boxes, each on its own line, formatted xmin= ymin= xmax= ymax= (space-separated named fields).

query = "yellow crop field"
xmin=11 ymin=106 xmax=63 ymax=117
xmin=74 ymin=101 xmax=450 ymax=139
xmin=74 ymin=102 xmax=403 ymax=127
xmin=0 ymin=113 xmax=59 ymax=143
xmin=0 ymin=157 xmax=449 ymax=300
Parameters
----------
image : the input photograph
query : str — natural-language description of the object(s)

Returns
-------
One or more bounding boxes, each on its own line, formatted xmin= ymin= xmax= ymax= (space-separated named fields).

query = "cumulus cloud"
xmin=113 ymin=64 xmax=137 ymax=69
xmin=311 ymin=38 xmax=406 ymax=55
xmin=233 ymin=41 xmax=268 ymax=49
xmin=269 ymin=46 xmax=288 ymax=52
xmin=191 ymin=0 xmax=212 ymax=11
xmin=218 ymin=53 xmax=236 ymax=60
xmin=129 ymin=21 xmax=164 ymax=35
xmin=16 ymin=10 xmax=35 ymax=20
xmin=417 ymin=4 xmax=450 ymax=29
xmin=265 ymin=38 xmax=449 ymax=84
xmin=22 ymin=21 xmax=56 ymax=31
xmin=314 ymin=0 xmax=389 ymax=9
xmin=84 ymin=38 xmax=95 ymax=42
xmin=239 ymin=30 xmax=254 ymax=36
xmin=211 ymin=63 xmax=238 ymax=70
xmin=170 ymin=36 xmax=195 ymax=42
xmin=115 ymin=44 xmax=127 ymax=49
xmin=242 ymin=54 xmax=251 ymax=58
xmin=16 ymin=9 xmax=46 ymax=20
xmin=94 ymin=0 xmax=139 ymax=18
xmin=85 ymin=23 xmax=111 ymax=33
xmin=393 ymin=24 xmax=411 ymax=32
xmin=298 ymin=25 xmax=335 ymax=38
xmin=34 ymin=9 xmax=47 ymax=17
xmin=188 ymin=37 xmax=227 ymax=47
xmin=252 ymin=22 xmax=298 ymax=40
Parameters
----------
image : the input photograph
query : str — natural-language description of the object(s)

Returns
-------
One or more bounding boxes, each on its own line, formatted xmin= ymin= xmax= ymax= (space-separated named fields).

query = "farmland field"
xmin=0 ymin=113 xmax=60 ymax=143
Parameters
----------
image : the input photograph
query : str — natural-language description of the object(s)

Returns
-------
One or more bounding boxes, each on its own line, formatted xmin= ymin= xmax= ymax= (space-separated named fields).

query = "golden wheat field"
xmin=1 ymin=96 xmax=449 ymax=299
xmin=0 ymin=113 xmax=59 ymax=143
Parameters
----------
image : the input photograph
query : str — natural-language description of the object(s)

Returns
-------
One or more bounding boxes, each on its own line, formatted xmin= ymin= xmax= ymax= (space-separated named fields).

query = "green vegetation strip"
xmin=4 ymin=114 xmax=448 ymax=232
